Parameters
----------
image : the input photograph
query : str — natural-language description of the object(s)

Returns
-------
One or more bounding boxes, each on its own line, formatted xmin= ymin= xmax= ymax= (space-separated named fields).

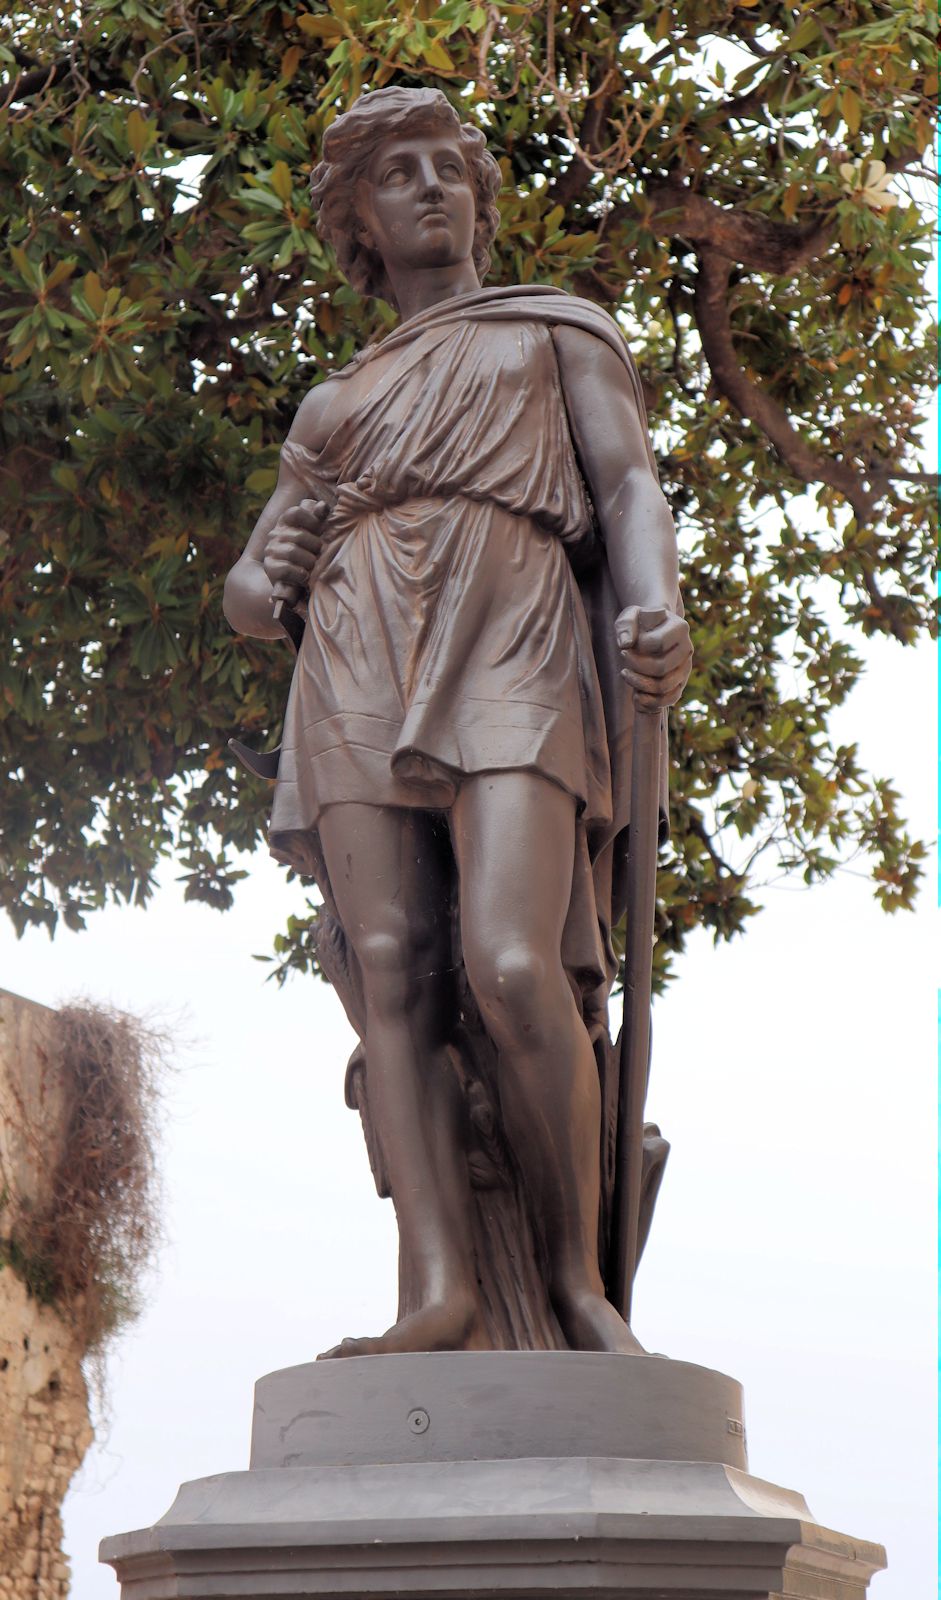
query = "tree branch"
xmin=2 ymin=56 xmax=72 ymax=104
xmin=581 ymin=173 xmax=835 ymax=304
xmin=904 ymin=164 xmax=941 ymax=188
xmin=693 ymin=246 xmax=910 ymax=639
xmin=641 ymin=177 xmax=834 ymax=273
xmin=686 ymin=811 xmax=741 ymax=880
xmin=1 ymin=49 xmax=212 ymax=153
xmin=884 ymin=143 xmax=933 ymax=176
xmin=699 ymin=81 xmax=773 ymax=128
xmin=881 ymin=469 xmax=940 ymax=485
xmin=2 ymin=48 xmax=135 ymax=109
xmin=694 ymin=246 xmax=870 ymax=513
xmin=545 ymin=61 xmax=622 ymax=206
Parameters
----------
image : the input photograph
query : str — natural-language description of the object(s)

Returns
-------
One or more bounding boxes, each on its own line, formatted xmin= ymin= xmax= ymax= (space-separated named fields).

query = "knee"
xmin=465 ymin=943 xmax=556 ymax=1040
xmin=354 ymin=921 xmax=442 ymax=1017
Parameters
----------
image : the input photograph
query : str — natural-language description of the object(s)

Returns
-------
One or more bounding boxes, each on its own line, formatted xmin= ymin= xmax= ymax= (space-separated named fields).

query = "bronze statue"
xmin=223 ymin=87 xmax=692 ymax=1358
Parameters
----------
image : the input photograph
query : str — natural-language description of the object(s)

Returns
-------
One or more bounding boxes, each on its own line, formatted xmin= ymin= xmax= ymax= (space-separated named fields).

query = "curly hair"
xmin=309 ymin=87 xmax=502 ymax=304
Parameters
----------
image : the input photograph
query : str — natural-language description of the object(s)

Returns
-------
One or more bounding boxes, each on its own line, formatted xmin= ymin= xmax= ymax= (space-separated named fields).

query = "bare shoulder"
xmin=550 ymin=320 xmax=630 ymax=392
xmin=549 ymin=316 xmax=653 ymax=478
xmin=287 ymin=344 xmax=393 ymax=450
xmin=288 ymin=378 xmax=346 ymax=453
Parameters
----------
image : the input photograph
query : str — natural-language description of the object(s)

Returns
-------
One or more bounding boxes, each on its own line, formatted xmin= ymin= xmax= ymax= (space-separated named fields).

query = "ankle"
xmin=549 ymin=1264 xmax=606 ymax=1305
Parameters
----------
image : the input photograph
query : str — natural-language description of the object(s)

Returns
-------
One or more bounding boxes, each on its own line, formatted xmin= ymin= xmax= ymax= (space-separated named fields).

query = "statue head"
xmin=310 ymin=87 xmax=502 ymax=305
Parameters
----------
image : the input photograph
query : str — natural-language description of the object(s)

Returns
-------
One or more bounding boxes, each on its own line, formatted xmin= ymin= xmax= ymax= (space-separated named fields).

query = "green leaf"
xmin=9 ymin=244 xmax=38 ymax=287
xmin=45 ymin=259 xmax=78 ymax=291
xmin=841 ymin=86 xmax=862 ymax=134
xmin=126 ymin=108 xmax=156 ymax=159
xmin=296 ymin=12 xmax=344 ymax=38
xmin=236 ymin=186 xmax=286 ymax=211
xmin=422 ymin=37 xmax=454 ymax=71
xmin=270 ymin=160 xmax=293 ymax=203
xmin=787 ymin=14 xmax=820 ymax=52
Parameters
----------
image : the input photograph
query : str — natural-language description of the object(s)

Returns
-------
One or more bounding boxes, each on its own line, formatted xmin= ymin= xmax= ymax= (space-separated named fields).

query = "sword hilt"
xmin=270 ymin=581 xmax=305 ymax=651
xmin=271 ymin=580 xmax=300 ymax=624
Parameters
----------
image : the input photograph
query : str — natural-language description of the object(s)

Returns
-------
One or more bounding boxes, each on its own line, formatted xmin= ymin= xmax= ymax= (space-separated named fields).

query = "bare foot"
xmin=318 ymin=1294 xmax=490 ymax=1359
xmin=552 ymin=1284 xmax=646 ymax=1354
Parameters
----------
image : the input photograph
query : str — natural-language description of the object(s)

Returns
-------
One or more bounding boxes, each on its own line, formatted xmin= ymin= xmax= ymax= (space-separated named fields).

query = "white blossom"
xmin=839 ymin=158 xmax=898 ymax=211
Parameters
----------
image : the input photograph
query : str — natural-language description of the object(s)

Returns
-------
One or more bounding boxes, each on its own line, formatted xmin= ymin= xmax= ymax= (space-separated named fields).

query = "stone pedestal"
xmin=100 ymin=1352 xmax=885 ymax=1599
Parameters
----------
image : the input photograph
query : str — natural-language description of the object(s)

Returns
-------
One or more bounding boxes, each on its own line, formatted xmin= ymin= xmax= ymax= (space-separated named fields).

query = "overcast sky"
xmin=0 ymin=624 xmax=934 ymax=1600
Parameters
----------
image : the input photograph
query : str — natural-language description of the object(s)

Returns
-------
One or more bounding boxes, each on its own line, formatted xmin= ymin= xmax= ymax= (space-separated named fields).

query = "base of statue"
xmin=100 ymin=1352 xmax=885 ymax=1599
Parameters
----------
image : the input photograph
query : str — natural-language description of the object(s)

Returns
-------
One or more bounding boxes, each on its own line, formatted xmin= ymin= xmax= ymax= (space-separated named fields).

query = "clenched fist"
xmin=263 ymin=498 xmax=332 ymax=602
xmin=616 ymin=604 xmax=692 ymax=712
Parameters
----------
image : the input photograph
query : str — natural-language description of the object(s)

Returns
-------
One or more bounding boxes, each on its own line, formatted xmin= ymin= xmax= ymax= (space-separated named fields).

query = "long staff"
xmin=609 ymin=674 xmax=664 ymax=1324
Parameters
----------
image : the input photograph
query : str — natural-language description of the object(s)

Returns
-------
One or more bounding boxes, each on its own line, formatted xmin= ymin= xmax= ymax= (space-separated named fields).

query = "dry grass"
xmin=2 ymin=1001 xmax=168 ymax=1361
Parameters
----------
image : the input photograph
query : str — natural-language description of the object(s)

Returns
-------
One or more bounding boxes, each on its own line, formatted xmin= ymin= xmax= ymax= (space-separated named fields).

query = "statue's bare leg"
xmin=452 ymin=771 xmax=644 ymax=1355
xmin=315 ymin=802 xmax=488 ymax=1359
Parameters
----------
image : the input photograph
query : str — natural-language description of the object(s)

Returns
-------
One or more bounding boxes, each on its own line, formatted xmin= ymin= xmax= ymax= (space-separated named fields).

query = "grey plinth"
xmin=100 ymin=1352 xmax=886 ymax=1600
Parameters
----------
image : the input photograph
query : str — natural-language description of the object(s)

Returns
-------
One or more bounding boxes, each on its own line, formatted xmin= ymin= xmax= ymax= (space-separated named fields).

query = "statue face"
xmin=356 ymin=130 xmax=478 ymax=279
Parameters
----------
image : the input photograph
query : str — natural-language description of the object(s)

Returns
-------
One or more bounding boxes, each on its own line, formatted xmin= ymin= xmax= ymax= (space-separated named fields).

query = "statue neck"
xmin=388 ymin=261 xmax=482 ymax=325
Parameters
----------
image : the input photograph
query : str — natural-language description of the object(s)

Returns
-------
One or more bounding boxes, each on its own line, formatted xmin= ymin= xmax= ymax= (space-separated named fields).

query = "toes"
xmin=317 ymin=1337 xmax=367 ymax=1360
xmin=338 ymin=1336 xmax=378 ymax=1358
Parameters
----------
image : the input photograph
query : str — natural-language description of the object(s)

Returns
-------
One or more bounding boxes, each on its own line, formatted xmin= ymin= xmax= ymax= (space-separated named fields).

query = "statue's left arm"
xmin=552 ymin=324 xmax=692 ymax=712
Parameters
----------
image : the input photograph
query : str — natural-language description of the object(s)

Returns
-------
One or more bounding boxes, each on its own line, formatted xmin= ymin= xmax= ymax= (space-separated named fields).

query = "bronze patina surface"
xmin=223 ymin=86 xmax=692 ymax=1358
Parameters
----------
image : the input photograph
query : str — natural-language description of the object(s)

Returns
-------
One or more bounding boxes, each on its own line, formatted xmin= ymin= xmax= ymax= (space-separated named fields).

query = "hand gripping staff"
xmin=227 ymin=493 xmax=335 ymax=777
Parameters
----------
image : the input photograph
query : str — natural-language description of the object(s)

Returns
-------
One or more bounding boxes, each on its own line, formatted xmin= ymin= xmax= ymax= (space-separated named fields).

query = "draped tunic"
xmin=265 ymin=286 xmax=669 ymax=1010
xmin=269 ymin=308 xmax=613 ymax=845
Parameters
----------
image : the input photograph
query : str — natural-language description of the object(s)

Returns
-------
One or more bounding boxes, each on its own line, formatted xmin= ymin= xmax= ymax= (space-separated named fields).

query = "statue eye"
xmin=440 ymin=161 xmax=463 ymax=179
xmin=381 ymin=163 xmax=409 ymax=185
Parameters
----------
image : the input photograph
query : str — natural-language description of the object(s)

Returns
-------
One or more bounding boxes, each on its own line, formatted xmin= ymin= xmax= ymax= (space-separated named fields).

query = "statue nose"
xmin=417 ymin=158 xmax=444 ymax=197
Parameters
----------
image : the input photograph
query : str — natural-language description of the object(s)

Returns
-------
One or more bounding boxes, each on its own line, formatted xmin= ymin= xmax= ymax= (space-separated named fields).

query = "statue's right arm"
xmin=222 ymin=384 xmax=334 ymax=640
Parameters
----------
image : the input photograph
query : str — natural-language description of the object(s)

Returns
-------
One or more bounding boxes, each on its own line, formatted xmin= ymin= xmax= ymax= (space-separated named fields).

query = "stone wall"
xmin=0 ymin=990 xmax=94 ymax=1600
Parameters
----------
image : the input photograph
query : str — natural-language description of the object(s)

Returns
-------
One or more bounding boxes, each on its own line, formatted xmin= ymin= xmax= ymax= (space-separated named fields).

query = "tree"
xmin=0 ymin=0 xmax=935 ymax=984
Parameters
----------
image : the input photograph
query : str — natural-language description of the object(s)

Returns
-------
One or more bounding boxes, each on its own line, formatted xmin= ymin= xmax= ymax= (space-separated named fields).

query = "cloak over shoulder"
xmin=267 ymin=284 xmax=670 ymax=929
